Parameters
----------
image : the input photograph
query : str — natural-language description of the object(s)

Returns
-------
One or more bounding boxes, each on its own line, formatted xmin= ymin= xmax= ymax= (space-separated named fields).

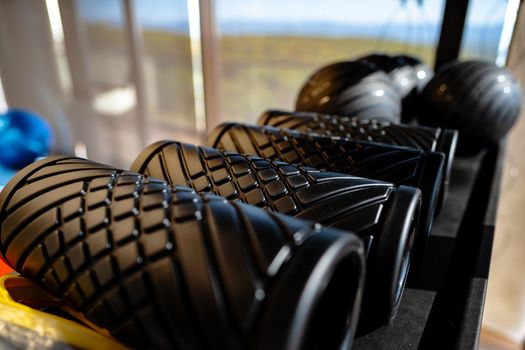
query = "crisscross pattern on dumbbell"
xmin=259 ymin=111 xmax=442 ymax=152
xmin=0 ymin=157 xmax=360 ymax=349
xmin=207 ymin=123 xmax=427 ymax=187
xmin=132 ymin=141 xmax=397 ymax=238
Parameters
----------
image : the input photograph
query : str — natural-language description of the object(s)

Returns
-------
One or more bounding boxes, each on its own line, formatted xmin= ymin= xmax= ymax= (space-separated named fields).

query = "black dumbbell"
xmin=131 ymin=141 xmax=422 ymax=331
xmin=0 ymin=156 xmax=365 ymax=350
xmin=258 ymin=109 xmax=457 ymax=210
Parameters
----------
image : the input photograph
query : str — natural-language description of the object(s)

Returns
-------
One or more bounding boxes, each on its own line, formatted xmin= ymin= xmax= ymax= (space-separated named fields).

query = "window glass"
xmin=73 ymin=0 xmax=199 ymax=167
xmin=460 ymin=0 xmax=508 ymax=61
xmin=136 ymin=0 xmax=197 ymax=130
xmin=77 ymin=0 xmax=131 ymax=94
xmin=216 ymin=0 xmax=446 ymax=122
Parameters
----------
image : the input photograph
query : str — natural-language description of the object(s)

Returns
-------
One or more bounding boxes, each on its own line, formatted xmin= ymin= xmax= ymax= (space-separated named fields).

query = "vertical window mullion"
xmin=0 ymin=71 xmax=7 ymax=114
xmin=496 ymin=0 xmax=521 ymax=67
xmin=57 ymin=0 xmax=92 ymax=98
xmin=122 ymin=0 xmax=148 ymax=146
xmin=198 ymin=0 xmax=222 ymax=133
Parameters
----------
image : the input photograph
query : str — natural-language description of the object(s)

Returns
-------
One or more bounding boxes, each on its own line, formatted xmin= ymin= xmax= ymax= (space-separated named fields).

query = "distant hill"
xmin=91 ymin=19 xmax=503 ymax=59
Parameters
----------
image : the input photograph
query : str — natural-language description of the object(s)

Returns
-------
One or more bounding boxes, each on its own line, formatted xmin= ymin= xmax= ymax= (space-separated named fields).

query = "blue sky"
xmin=78 ymin=0 xmax=189 ymax=24
xmin=74 ymin=0 xmax=506 ymax=59
xmin=77 ymin=0 xmax=508 ymax=26
xmin=216 ymin=0 xmax=443 ymax=25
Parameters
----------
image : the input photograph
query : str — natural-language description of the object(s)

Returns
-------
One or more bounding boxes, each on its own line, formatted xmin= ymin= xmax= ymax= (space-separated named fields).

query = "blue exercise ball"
xmin=0 ymin=108 xmax=53 ymax=169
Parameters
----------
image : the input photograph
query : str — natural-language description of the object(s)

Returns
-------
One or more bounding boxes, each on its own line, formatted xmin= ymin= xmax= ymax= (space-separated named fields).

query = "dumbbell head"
xmin=258 ymin=109 xmax=456 ymax=211
xmin=419 ymin=60 xmax=521 ymax=154
xmin=0 ymin=156 xmax=365 ymax=350
xmin=131 ymin=141 xmax=422 ymax=330
xmin=296 ymin=60 xmax=402 ymax=123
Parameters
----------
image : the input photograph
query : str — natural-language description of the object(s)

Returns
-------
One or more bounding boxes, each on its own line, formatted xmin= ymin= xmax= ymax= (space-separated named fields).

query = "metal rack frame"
xmin=353 ymin=143 xmax=505 ymax=349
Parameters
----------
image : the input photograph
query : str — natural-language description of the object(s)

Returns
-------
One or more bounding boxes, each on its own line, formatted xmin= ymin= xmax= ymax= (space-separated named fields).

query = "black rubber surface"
xmin=357 ymin=53 xmax=417 ymax=99
xmin=295 ymin=60 xmax=401 ymax=123
xmin=131 ymin=140 xmax=422 ymax=330
xmin=420 ymin=60 xmax=521 ymax=154
xmin=259 ymin=109 xmax=457 ymax=210
xmin=392 ymin=55 xmax=433 ymax=92
xmin=357 ymin=53 xmax=434 ymax=123
xmin=205 ymin=122 xmax=440 ymax=259
xmin=0 ymin=156 xmax=367 ymax=350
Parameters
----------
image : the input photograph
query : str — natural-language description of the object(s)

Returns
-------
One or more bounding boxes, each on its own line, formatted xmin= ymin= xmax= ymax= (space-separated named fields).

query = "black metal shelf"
xmin=354 ymin=143 xmax=504 ymax=349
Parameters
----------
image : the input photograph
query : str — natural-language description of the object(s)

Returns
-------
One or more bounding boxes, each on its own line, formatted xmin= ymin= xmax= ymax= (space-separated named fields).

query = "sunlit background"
xmin=0 ymin=1 xmax=522 ymax=348
xmin=0 ymin=0 xmax=511 ymax=167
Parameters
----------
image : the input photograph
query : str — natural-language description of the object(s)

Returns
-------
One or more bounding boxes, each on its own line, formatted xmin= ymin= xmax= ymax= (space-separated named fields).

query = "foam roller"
xmin=259 ymin=109 xmax=457 ymax=209
xmin=206 ymin=122 xmax=441 ymax=255
xmin=131 ymin=141 xmax=422 ymax=330
xmin=0 ymin=156 xmax=365 ymax=350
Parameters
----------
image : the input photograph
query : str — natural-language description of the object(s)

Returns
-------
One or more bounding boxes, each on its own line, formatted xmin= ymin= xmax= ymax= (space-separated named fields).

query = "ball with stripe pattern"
xmin=295 ymin=60 xmax=402 ymax=123
xmin=419 ymin=61 xmax=521 ymax=154
xmin=357 ymin=53 xmax=433 ymax=123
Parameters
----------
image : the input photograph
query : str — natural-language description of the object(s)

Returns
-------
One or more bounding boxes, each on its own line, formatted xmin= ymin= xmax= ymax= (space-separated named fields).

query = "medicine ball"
xmin=296 ymin=60 xmax=402 ymax=123
xmin=359 ymin=53 xmax=433 ymax=122
xmin=419 ymin=60 xmax=521 ymax=154
xmin=358 ymin=53 xmax=417 ymax=99
xmin=392 ymin=54 xmax=433 ymax=92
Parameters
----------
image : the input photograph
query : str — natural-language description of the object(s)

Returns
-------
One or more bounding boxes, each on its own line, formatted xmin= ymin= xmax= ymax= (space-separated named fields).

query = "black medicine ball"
xmin=359 ymin=53 xmax=434 ymax=122
xmin=418 ymin=60 xmax=521 ymax=154
xmin=296 ymin=60 xmax=402 ymax=123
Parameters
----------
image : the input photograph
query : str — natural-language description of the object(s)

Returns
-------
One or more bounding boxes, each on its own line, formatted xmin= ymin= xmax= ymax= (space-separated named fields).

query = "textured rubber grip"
xmin=131 ymin=141 xmax=422 ymax=328
xmin=258 ymin=109 xmax=457 ymax=210
xmin=0 ymin=156 xmax=366 ymax=350
xmin=205 ymin=122 xmax=440 ymax=259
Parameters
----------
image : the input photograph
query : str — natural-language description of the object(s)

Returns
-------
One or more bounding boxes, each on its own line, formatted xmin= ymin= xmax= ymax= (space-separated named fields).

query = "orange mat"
xmin=0 ymin=260 xmax=12 ymax=275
